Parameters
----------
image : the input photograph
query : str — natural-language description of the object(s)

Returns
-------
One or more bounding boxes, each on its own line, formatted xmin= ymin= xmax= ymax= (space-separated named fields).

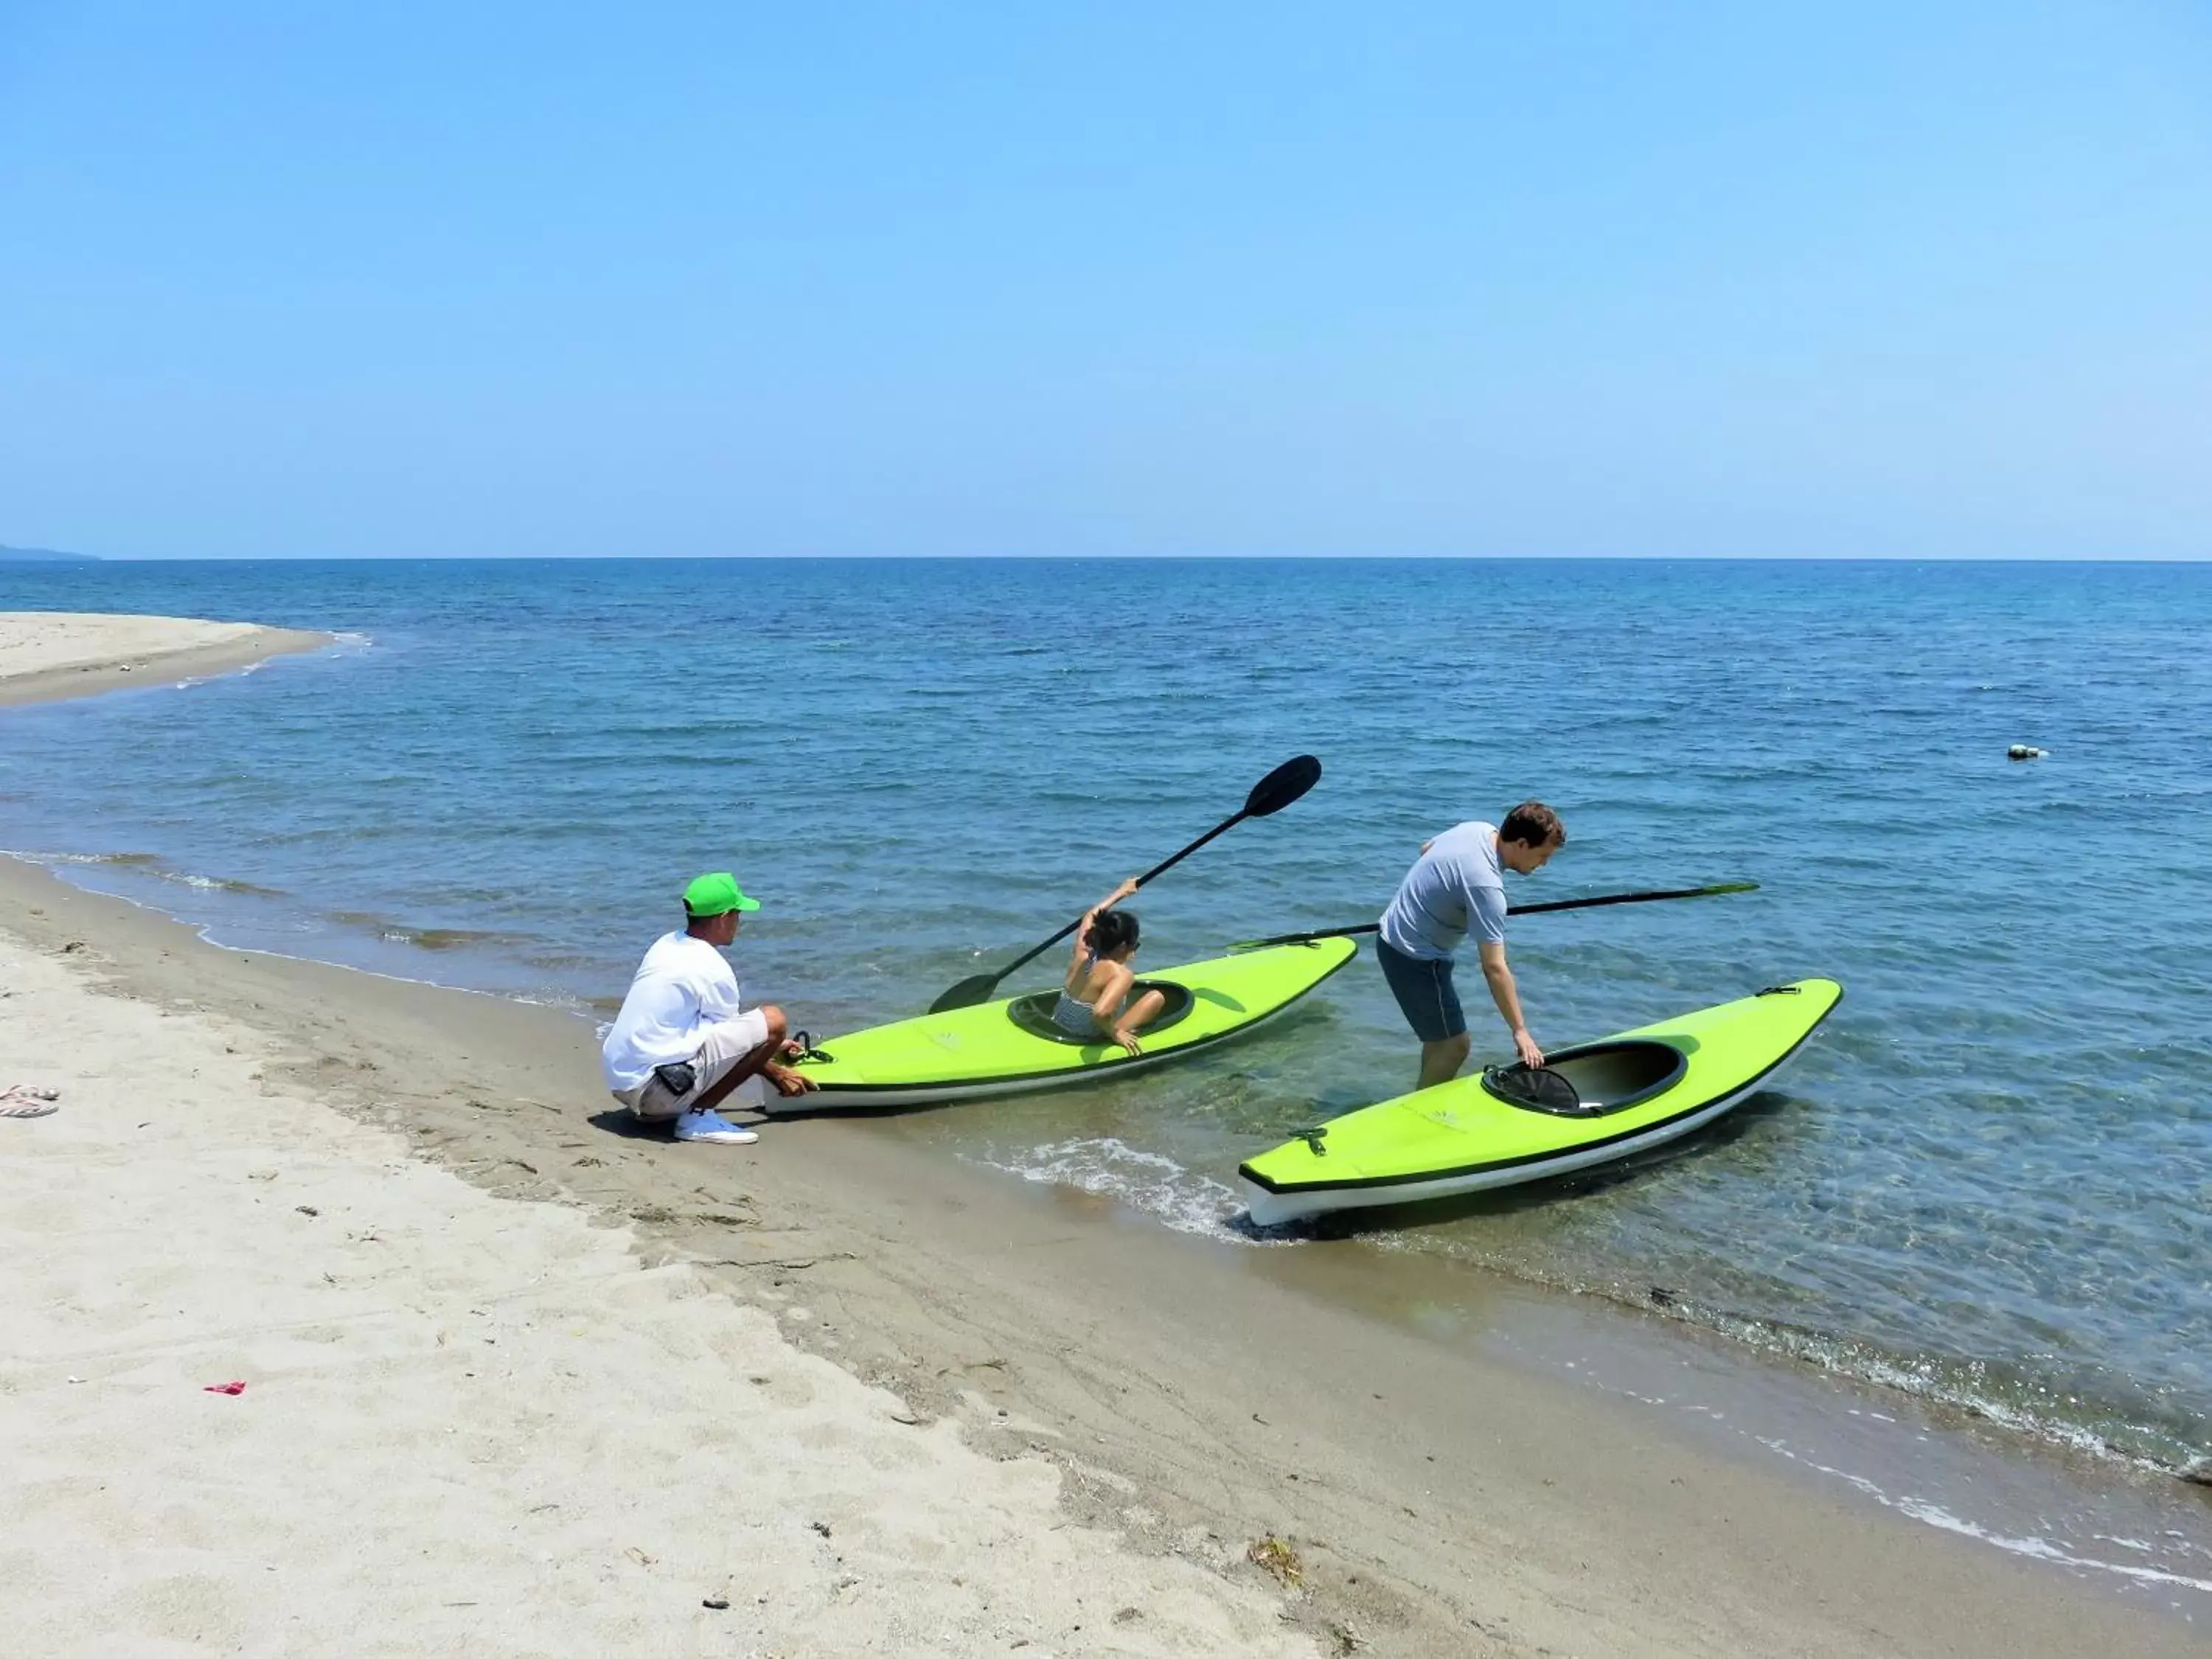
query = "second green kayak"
xmin=769 ymin=936 xmax=1359 ymax=1112
xmin=1238 ymin=978 xmax=1842 ymax=1224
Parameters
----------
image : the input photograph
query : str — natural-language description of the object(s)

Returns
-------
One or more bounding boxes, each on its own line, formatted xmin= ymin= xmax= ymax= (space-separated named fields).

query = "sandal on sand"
xmin=1 ymin=1085 xmax=62 ymax=1119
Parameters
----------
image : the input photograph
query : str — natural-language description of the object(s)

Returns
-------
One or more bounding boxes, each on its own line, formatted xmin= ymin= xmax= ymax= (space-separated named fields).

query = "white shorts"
xmin=613 ymin=1009 xmax=772 ymax=1121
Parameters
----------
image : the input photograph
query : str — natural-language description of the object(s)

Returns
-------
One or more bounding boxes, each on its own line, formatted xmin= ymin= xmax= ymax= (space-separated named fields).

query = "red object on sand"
xmin=202 ymin=1380 xmax=247 ymax=1395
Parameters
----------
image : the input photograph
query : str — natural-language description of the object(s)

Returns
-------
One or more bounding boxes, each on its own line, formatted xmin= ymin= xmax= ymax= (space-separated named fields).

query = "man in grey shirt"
xmin=1376 ymin=801 xmax=1565 ymax=1089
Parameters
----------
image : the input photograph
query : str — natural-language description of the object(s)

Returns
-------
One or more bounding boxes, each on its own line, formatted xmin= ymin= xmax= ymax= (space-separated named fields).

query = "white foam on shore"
xmin=974 ymin=1136 xmax=1297 ymax=1247
xmin=1753 ymin=1435 xmax=2212 ymax=1596
xmin=1689 ymin=1301 xmax=2189 ymax=1479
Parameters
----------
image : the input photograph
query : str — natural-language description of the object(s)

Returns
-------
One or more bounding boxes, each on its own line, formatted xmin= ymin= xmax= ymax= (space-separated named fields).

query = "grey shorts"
xmin=612 ymin=1009 xmax=771 ymax=1121
xmin=1377 ymin=939 xmax=1466 ymax=1043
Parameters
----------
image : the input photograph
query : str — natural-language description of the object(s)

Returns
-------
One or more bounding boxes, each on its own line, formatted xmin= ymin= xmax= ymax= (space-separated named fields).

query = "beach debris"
xmin=1113 ymin=1606 xmax=1141 ymax=1624
xmin=1330 ymin=1621 xmax=1367 ymax=1655
xmin=1649 ymin=1285 xmax=1677 ymax=1307
xmin=810 ymin=1520 xmax=832 ymax=1539
xmin=2007 ymin=744 xmax=2047 ymax=760
xmin=700 ymin=1597 xmax=730 ymax=1610
xmin=2180 ymin=1458 xmax=2212 ymax=1486
xmin=623 ymin=1545 xmax=656 ymax=1567
xmin=296 ymin=1206 xmax=319 ymax=1217
xmin=1246 ymin=1535 xmax=1304 ymax=1587
xmin=202 ymin=1380 xmax=248 ymax=1396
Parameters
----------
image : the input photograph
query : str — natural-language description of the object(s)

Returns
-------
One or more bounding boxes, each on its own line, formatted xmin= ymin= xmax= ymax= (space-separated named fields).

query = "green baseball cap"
xmin=682 ymin=872 xmax=759 ymax=917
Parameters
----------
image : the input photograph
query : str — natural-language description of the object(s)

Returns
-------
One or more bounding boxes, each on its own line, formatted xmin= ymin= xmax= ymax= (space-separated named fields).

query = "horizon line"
xmin=10 ymin=551 xmax=2209 ymax=566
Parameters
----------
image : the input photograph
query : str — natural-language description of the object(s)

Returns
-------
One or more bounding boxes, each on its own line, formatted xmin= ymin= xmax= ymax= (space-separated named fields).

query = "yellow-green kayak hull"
xmin=1239 ymin=978 xmax=1841 ymax=1224
xmin=772 ymin=936 xmax=1359 ymax=1112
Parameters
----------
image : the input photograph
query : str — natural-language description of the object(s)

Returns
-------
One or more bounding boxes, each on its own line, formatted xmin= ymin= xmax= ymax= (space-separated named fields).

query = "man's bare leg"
xmin=687 ymin=1006 xmax=805 ymax=1115
xmin=1416 ymin=1032 xmax=1471 ymax=1091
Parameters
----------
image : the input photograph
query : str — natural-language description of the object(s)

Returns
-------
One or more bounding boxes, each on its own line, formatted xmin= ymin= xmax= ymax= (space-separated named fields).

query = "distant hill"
xmin=0 ymin=544 xmax=100 ymax=562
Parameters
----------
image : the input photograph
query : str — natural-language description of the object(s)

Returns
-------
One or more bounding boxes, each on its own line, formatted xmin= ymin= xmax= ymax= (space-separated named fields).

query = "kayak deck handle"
xmin=1290 ymin=1126 xmax=1329 ymax=1156
xmin=1756 ymin=985 xmax=1802 ymax=996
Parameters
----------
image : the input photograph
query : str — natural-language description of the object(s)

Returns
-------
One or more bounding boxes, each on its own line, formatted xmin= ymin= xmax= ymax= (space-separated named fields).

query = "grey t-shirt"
xmin=1377 ymin=821 xmax=1507 ymax=961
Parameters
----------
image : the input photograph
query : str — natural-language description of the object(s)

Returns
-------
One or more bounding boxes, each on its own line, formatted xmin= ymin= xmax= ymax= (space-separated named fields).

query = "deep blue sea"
xmin=4 ymin=558 xmax=2208 ymax=1481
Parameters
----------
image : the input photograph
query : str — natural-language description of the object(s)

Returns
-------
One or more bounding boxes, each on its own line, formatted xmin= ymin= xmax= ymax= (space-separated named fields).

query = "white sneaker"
xmin=673 ymin=1108 xmax=759 ymax=1146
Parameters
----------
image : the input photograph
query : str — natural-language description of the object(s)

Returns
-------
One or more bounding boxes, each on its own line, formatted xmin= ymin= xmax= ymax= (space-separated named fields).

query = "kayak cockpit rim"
xmin=1006 ymin=979 xmax=1199 ymax=1045
xmin=1483 ymin=1038 xmax=1688 ymax=1116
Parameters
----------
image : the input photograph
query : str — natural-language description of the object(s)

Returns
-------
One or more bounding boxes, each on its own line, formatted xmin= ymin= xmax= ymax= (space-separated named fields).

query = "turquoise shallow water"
xmin=4 ymin=557 xmax=2208 ymax=1475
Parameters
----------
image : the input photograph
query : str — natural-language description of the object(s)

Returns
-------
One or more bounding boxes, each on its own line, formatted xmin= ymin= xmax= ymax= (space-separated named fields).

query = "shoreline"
xmin=5 ymin=853 xmax=2205 ymax=1654
xmin=0 ymin=611 xmax=332 ymax=708
xmin=4 ymin=616 xmax=2205 ymax=1652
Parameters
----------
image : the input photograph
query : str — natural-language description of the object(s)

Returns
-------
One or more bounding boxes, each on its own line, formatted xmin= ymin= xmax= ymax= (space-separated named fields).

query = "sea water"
xmin=3 ymin=557 xmax=2206 ymax=1485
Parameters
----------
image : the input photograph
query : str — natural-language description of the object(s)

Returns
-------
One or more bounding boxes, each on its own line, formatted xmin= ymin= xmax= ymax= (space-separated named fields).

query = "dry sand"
xmin=0 ymin=918 xmax=1312 ymax=1657
xmin=3 ymin=623 xmax=2204 ymax=1656
xmin=0 ymin=612 xmax=328 ymax=707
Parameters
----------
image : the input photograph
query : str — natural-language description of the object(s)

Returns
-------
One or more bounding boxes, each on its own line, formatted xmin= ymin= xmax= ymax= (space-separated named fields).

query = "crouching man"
xmin=601 ymin=872 xmax=814 ymax=1145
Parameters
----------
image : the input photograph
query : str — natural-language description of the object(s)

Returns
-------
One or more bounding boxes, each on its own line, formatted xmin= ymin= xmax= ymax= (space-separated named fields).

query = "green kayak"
xmin=769 ymin=936 xmax=1359 ymax=1111
xmin=1239 ymin=978 xmax=1842 ymax=1224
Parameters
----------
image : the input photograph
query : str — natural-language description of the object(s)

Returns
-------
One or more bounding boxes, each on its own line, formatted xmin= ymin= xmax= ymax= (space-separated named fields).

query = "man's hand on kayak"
xmin=764 ymin=1061 xmax=816 ymax=1096
xmin=1514 ymin=1027 xmax=1545 ymax=1068
xmin=1113 ymin=1029 xmax=1144 ymax=1057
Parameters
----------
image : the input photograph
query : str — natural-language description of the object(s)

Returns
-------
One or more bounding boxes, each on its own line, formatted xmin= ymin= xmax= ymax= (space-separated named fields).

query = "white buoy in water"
xmin=2008 ymin=744 xmax=2047 ymax=760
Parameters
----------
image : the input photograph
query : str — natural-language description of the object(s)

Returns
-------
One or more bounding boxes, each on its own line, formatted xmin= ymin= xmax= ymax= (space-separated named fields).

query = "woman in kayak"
xmin=1052 ymin=877 xmax=1169 ymax=1054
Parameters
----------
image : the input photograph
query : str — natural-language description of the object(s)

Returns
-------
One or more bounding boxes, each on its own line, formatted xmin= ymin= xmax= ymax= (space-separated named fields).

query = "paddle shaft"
xmin=1231 ymin=882 xmax=1759 ymax=950
xmin=928 ymin=754 xmax=1324 ymax=1012
xmin=970 ymin=811 xmax=1254 ymax=985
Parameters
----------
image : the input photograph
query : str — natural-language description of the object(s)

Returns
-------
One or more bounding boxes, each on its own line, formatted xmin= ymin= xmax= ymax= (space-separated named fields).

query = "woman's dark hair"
xmin=1086 ymin=908 xmax=1141 ymax=957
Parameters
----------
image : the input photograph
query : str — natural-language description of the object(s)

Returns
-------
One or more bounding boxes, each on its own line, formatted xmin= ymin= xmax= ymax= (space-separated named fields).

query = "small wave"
xmin=1753 ymin=1436 xmax=2212 ymax=1594
xmin=1655 ymin=1297 xmax=2205 ymax=1479
xmin=169 ymin=871 xmax=285 ymax=897
xmin=170 ymin=658 xmax=270 ymax=690
xmin=974 ymin=1136 xmax=1298 ymax=1247
xmin=21 ymin=849 xmax=285 ymax=897
xmin=328 ymin=911 xmax=535 ymax=952
xmin=1312 ymin=1229 xmax=2207 ymax=1479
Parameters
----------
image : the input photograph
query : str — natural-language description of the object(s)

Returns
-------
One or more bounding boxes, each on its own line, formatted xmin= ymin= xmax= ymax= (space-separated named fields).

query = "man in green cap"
xmin=601 ymin=872 xmax=814 ymax=1143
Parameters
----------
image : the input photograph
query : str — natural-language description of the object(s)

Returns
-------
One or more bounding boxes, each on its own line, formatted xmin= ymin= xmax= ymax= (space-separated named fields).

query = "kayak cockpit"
xmin=1480 ymin=1039 xmax=1687 ymax=1117
xmin=1004 ymin=979 xmax=1198 ymax=1045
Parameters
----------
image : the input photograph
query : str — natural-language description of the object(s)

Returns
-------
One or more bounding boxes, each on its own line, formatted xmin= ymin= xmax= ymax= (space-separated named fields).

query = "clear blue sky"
xmin=2 ymin=2 xmax=2207 ymax=559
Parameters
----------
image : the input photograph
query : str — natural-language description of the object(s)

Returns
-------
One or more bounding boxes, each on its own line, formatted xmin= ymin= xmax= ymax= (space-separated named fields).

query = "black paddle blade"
xmin=1244 ymin=754 xmax=1321 ymax=818
xmin=928 ymin=972 xmax=1004 ymax=1015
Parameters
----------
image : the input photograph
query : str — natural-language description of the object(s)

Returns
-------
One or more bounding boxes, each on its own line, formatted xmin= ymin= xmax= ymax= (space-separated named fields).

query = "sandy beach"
xmin=0 ymin=612 xmax=329 ymax=708
xmin=3 ymin=619 xmax=2205 ymax=1657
